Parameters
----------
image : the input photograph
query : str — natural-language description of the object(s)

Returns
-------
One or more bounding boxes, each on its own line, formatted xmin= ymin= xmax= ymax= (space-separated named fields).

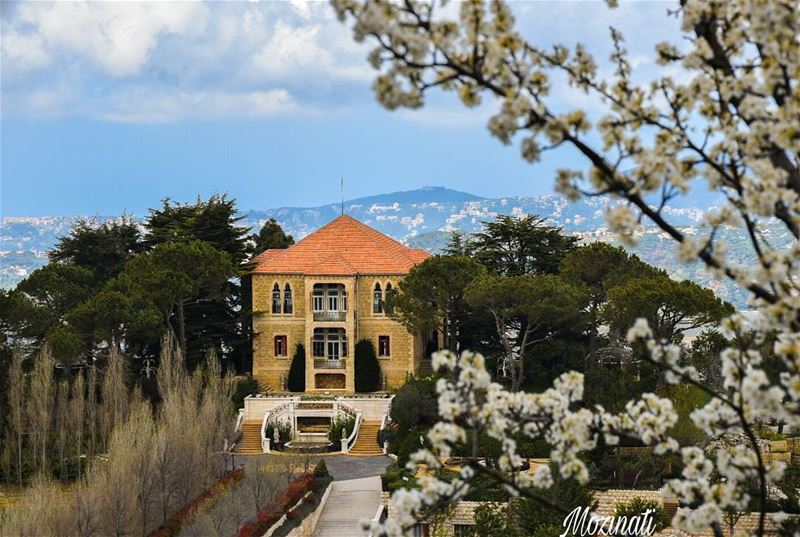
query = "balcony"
xmin=313 ymin=310 xmax=346 ymax=322
xmin=314 ymin=358 xmax=347 ymax=370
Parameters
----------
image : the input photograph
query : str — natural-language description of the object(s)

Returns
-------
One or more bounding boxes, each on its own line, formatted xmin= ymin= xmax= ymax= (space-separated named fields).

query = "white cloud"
xmin=0 ymin=0 xmax=682 ymax=123
xmin=99 ymin=88 xmax=302 ymax=123
xmin=247 ymin=19 xmax=371 ymax=83
xmin=9 ymin=1 xmax=209 ymax=77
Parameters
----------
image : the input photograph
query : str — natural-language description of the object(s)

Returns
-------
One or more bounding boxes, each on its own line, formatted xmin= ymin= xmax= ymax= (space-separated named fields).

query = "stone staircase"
xmin=235 ymin=420 xmax=263 ymax=455
xmin=348 ymin=421 xmax=383 ymax=456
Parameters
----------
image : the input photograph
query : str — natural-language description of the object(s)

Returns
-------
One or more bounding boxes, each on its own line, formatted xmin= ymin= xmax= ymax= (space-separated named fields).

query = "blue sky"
xmin=1 ymin=1 xmax=679 ymax=216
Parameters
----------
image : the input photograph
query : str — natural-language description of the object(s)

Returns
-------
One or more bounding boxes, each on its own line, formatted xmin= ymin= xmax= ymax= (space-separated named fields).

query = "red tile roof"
xmin=251 ymin=215 xmax=430 ymax=275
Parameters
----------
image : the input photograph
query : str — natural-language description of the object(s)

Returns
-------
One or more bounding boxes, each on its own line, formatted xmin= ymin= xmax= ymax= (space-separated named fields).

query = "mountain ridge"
xmin=0 ymin=186 xmax=770 ymax=308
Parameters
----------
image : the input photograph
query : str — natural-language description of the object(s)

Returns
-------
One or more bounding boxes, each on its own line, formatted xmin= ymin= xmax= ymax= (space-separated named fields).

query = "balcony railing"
xmin=314 ymin=358 xmax=346 ymax=370
xmin=313 ymin=310 xmax=346 ymax=322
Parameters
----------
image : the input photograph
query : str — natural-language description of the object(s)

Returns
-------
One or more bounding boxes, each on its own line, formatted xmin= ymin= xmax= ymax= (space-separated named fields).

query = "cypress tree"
xmin=288 ymin=344 xmax=305 ymax=392
xmin=354 ymin=339 xmax=381 ymax=392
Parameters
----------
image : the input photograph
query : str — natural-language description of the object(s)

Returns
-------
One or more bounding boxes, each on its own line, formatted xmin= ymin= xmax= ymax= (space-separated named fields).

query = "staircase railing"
xmin=342 ymin=411 xmax=363 ymax=454
xmin=261 ymin=401 xmax=293 ymax=453
xmin=378 ymin=395 xmax=394 ymax=455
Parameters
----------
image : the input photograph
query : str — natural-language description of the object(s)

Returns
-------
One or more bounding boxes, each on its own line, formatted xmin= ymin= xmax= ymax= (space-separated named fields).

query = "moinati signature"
xmin=560 ymin=506 xmax=659 ymax=537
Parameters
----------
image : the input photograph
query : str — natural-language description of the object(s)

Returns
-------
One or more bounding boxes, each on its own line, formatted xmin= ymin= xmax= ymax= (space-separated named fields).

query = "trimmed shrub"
xmin=354 ymin=339 xmax=381 ymax=392
xmin=288 ymin=344 xmax=305 ymax=392
xmin=314 ymin=459 xmax=329 ymax=478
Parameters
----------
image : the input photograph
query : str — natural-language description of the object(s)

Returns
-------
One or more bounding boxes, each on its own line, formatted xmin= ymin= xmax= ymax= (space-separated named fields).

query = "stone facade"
xmin=252 ymin=273 xmax=425 ymax=392
xmin=249 ymin=215 xmax=434 ymax=393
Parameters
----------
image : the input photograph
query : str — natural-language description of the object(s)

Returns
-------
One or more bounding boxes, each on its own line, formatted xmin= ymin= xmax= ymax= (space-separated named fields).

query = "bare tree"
xmin=55 ymin=380 xmax=69 ymax=481
xmin=28 ymin=348 xmax=54 ymax=473
xmin=6 ymin=349 xmax=25 ymax=486
xmin=86 ymin=365 xmax=98 ymax=458
xmin=100 ymin=346 xmax=129 ymax=450
xmin=70 ymin=373 xmax=86 ymax=480
xmin=73 ymin=482 xmax=102 ymax=537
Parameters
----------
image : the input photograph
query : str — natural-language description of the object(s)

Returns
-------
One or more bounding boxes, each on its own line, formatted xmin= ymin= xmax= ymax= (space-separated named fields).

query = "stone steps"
xmin=349 ymin=422 xmax=382 ymax=456
xmin=235 ymin=420 xmax=263 ymax=455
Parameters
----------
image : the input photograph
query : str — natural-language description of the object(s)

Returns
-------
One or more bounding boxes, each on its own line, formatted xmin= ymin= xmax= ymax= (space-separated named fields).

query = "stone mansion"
xmin=249 ymin=215 xmax=432 ymax=392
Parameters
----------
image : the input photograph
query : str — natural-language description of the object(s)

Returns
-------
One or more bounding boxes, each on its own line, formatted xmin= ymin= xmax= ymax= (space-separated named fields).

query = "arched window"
xmin=271 ymin=283 xmax=281 ymax=314
xmin=384 ymin=282 xmax=393 ymax=312
xmin=373 ymin=282 xmax=383 ymax=314
xmin=283 ymin=283 xmax=293 ymax=314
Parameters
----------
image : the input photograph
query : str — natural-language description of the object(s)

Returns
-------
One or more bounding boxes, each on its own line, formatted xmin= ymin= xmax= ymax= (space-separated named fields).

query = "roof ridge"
xmin=347 ymin=217 xmax=416 ymax=265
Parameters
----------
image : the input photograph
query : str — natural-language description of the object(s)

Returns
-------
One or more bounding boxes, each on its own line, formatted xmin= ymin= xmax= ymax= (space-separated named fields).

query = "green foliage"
xmin=233 ymin=375 xmax=263 ymax=409
xmin=465 ymin=272 xmax=586 ymax=390
xmin=145 ymin=194 xmax=251 ymax=368
xmin=660 ymin=384 xmax=708 ymax=446
xmin=381 ymin=463 xmax=418 ymax=492
xmin=49 ymin=217 xmax=144 ymax=285
xmin=354 ymin=339 xmax=381 ymax=392
xmin=685 ymin=329 xmax=729 ymax=390
xmin=288 ymin=344 xmax=306 ymax=392
xmin=560 ymin=243 xmax=657 ymax=338
xmin=470 ymin=215 xmax=578 ymax=276
xmin=3 ymin=263 xmax=96 ymax=361
xmin=516 ymin=467 xmax=597 ymax=535
xmin=264 ymin=421 xmax=292 ymax=444
xmin=473 ymin=504 xmax=521 ymax=537
xmin=313 ymin=459 xmax=329 ymax=478
xmin=328 ymin=416 xmax=356 ymax=443
xmin=584 ymin=363 xmax=658 ymax=414
xmin=252 ymin=218 xmax=294 ymax=252
xmin=390 ymin=376 xmax=438 ymax=431
xmin=388 ymin=255 xmax=486 ymax=351
xmin=613 ymin=498 xmax=669 ymax=533
xmin=89 ymin=240 xmax=236 ymax=366
xmin=605 ymin=276 xmax=733 ymax=342
xmin=593 ymin=447 xmax=677 ymax=489
xmin=145 ymin=194 xmax=250 ymax=264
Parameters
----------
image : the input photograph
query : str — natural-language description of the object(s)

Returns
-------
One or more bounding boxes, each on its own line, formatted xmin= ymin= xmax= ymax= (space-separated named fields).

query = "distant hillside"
xmin=1 ymin=185 xmax=779 ymax=309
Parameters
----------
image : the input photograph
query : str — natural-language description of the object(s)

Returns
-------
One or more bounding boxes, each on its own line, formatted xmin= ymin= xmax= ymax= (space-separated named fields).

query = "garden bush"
xmin=232 ymin=375 xmax=263 ymax=409
xmin=313 ymin=459 xmax=329 ymax=478
xmin=328 ymin=416 xmax=356 ymax=444
xmin=264 ymin=421 xmax=292 ymax=445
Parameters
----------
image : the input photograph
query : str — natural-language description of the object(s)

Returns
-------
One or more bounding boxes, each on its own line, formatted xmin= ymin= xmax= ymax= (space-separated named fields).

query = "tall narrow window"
xmin=327 ymin=286 xmax=339 ymax=312
xmin=378 ymin=335 xmax=390 ymax=357
xmin=373 ymin=282 xmax=383 ymax=314
xmin=341 ymin=289 xmax=347 ymax=312
xmin=271 ymin=283 xmax=281 ymax=314
xmin=274 ymin=335 xmax=287 ymax=357
xmin=313 ymin=287 xmax=324 ymax=312
xmin=283 ymin=283 xmax=293 ymax=314
xmin=312 ymin=331 xmax=325 ymax=358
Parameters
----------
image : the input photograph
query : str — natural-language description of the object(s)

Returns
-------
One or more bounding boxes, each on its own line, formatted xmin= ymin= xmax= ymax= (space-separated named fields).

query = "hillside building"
xmin=249 ymin=215 xmax=433 ymax=392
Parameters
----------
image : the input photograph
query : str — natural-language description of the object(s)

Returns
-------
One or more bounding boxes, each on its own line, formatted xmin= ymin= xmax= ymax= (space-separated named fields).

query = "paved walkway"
xmin=312 ymin=476 xmax=382 ymax=537
xmin=323 ymin=455 xmax=392 ymax=481
xmin=232 ymin=454 xmax=392 ymax=481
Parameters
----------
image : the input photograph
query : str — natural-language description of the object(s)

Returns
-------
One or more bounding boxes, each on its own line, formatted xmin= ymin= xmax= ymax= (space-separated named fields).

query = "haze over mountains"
xmin=0 ymin=186 xmax=777 ymax=308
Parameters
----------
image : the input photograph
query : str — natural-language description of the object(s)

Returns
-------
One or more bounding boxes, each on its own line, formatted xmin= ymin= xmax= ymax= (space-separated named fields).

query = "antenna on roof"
xmin=340 ymin=177 xmax=344 ymax=216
